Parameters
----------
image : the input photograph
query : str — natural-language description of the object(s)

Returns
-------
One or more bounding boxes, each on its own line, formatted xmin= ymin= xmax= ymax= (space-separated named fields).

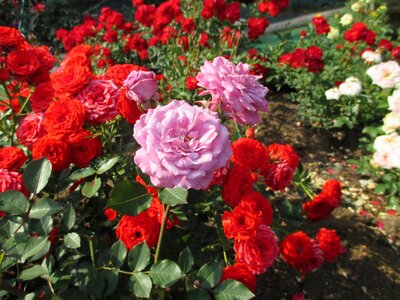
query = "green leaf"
xmin=61 ymin=204 xmax=76 ymax=231
xmin=64 ymin=232 xmax=81 ymax=249
xmin=97 ymin=156 xmax=120 ymax=174
xmin=107 ymin=181 xmax=152 ymax=216
xmin=214 ymin=280 xmax=255 ymax=300
xmin=19 ymin=265 xmax=47 ymax=281
xmin=102 ymin=270 xmax=119 ymax=297
xmin=110 ymin=240 xmax=127 ymax=268
xmin=29 ymin=216 xmax=53 ymax=235
xmin=178 ymin=247 xmax=194 ymax=274
xmin=128 ymin=242 xmax=150 ymax=272
xmin=198 ymin=262 xmax=222 ymax=289
xmin=129 ymin=272 xmax=152 ymax=299
xmin=0 ymin=191 xmax=29 ymax=215
xmin=23 ymin=158 xmax=52 ymax=194
xmin=21 ymin=237 xmax=50 ymax=262
xmin=82 ymin=177 xmax=101 ymax=198
xmin=69 ymin=167 xmax=96 ymax=181
xmin=158 ymin=187 xmax=188 ymax=206
xmin=29 ymin=199 xmax=64 ymax=219
xmin=149 ymin=259 xmax=182 ymax=288
xmin=187 ymin=288 xmax=211 ymax=300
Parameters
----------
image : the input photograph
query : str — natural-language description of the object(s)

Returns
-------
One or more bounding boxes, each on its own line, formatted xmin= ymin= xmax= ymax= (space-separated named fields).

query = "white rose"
xmin=327 ymin=27 xmax=340 ymax=39
xmin=351 ymin=2 xmax=361 ymax=12
xmin=325 ymin=87 xmax=340 ymax=100
xmin=388 ymin=89 xmax=400 ymax=112
xmin=361 ymin=50 xmax=382 ymax=63
xmin=338 ymin=77 xmax=362 ymax=96
xmin=340 ymin=13 xmax=354 ymax=26
xmin=373 ymin=132 xmax=400 ymax=169
xmin=383 ymin=112 xmax=400 ymax=134
xmin=366 ymin=61 xmax=400 ymax=89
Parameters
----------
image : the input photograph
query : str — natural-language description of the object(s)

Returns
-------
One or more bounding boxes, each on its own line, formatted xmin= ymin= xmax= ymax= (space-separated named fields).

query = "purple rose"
xmin=123 ymin=70 xmax=159 ymax=109
xmin=196 ymin=56 xmax=269 ymax=125
xmin=133 ymin=100 xmax=232 ymax=189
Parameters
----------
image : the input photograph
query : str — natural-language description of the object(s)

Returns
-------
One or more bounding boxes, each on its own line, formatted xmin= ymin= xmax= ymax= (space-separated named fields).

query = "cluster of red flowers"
xmin=311 ymin=16 xmax=330 ymax=35
xmin=278 ymin=46 xmax=324 ymax=73
xmin=258 ymin=0 xmax=289 ymax=17
xmin=248 ymin=18 xmax=269 ymax=40
xmin=344 ymin=22 xmax=376 ymax=46
xmin=302 ymin=179 xmax=342 ymax=221
xmin=201 ymin=0 xmax=241 ymax=24
xmin=281 ymin=228 xmax=344 ymax=275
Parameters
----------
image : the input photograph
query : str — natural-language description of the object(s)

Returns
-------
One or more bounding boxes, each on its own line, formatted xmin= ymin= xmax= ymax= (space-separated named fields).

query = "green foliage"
xmin=149 ymin=259 xmax=183 ymax=288
xmin=23 ymin=158 xmax=52 ymax=195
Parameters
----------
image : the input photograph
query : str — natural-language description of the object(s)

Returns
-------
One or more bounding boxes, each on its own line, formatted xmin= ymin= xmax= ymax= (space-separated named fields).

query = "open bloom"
xmin=123 ymin=70 xmax=159 ymax=109
xmin=338 ymin=77 xmax=362 ymax=96
xmin=383 ymin=112 xmax=400 ymax=134
xmin=325 ymin=87 xmax=340 ymax=100
xmin=366 ymin=61 xmax=400 ymax=89
xmin=196 ymin=56 xmax=269 ymax=125
xmin=388 ymin=89 xmax=400 ymax=112
xmin=372 ymin=132 xmax=400 ymax=169
xmin=133 ymin=100 xmax=232 ymax=189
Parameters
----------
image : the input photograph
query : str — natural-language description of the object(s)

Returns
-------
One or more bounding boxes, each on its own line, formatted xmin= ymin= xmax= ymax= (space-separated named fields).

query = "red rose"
xmin=104 ymin=64 xmax=147 ymax=87
xmin=51 ymin=65 xmax=92 ymax=98
xmin=0 ymin=147 xmax=27 ymax=170
xmin=322 ymin=179 xmax=341 ymax=206
xmin=231 ymin=138 xmax=266 ymax=171
xmin=234 ymin=225 xmax=279 ymax=274
xmin=68 ymin=130 xmax=102 ymax=168
xmin=31 ymin=82 xmax=54 ymax=113
xmin=248 ymin=18 xmax=269 ymax=40
xmin=392 ymin=46 xmax=400 ymax=62
xmin=223 ymin=2 xmax=240 ymax=24
xmin=0 ymin=26 xmax=25 ymax=47
xmin=116 ymin=214 xmax=160 ymax=249
xmin=180 ymin=18 xmax=196 ymax=33
xmin=104 ymin=208 xmax=118 ymax=221
xmin=221 ymin=263 xmax=257 ymax=292
xmin=6 ymin=49 xmax=40 ymax=77
xmin=44 ymin=97 xmax=86 ymax=135
xmin=239 ymin=192 xmax=273 ymax=226
xmin=311 ymin=16 xmax=330 ymax=35
xmin=32 ymin=135 xmax=71 ymax=171
xmin=134 ymin=4 xmax=156 ymax=28
xmin=377 ymin=39 xmax=393 ymax=51
xmin=199 ymin=32 xmax=210 ymax=48
xmin=117 ymin=87 xmax=144 ymax=124
xmin=316 ymin=228 xmax=342 ymax=262
xmin=0 ymin=68 xmax=11 ymax=82
xmin=302 ymin=192 xmax=338 ymax=221
xmin=185 ymin=76 xmax=198 ymax=90
xmin=222 ymin=164 xmax=254 ymax=207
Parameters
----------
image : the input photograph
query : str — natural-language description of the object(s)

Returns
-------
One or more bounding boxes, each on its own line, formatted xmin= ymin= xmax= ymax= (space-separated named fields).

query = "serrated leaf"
xmin=110 ymin=240 xmax=127 ymax=268
xmin=187 ymin=288 xmax=211 ymax=300
xmin=129 ymin=272 xmax=152 ymax=298
xmin=0 ymin=191 xmax=29 ymax=215
xmin=158 ymin=187 xmax=188 ymax=206
xmin=128 ymin=242 xmax=150 ymax=272
xmin=82 ymin=177 xmax=101 ymax=198
xmin=149 ymin=259 xmax=182 ymax=288
xmin=19 ymin=265 xmax=47 ymax=281
xmin=23 ymin=158 xmax=52 ymax=194
xmin=107 ymin=181 xmax=152 ymax=216
xmin=29 ymin=199 xmax=64 ymax=219
xmin=64 ymin=232 xmax=81 ymax=249
xmin=69 ymin=167 xmax=96 ymax=181
xmin=97 ymin=157 xmax=120 ymax=174
xmin=214 ymin=280 xmax=255 ymax=300
xmin=61 ymin=204 xmax=76 ymax=231
xmin=198 ymin=262 xmax=222 ymax=289
xmin=178 ymin=247 xmax=194 ymax=274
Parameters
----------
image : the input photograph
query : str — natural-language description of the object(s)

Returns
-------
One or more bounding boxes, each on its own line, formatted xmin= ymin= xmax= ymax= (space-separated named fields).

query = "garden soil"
xmin=254 ymin=95 xmax=400 ymax=300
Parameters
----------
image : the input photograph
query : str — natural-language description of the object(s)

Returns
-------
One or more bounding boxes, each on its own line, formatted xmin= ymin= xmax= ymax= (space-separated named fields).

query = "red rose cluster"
xmin=302 ymin=179 xmax=342 ymax=221
xmin=258 ymin=0 xmax=289 ymax=17
xmin=344 ymin=22 xmax=376 ymax=46
xmin=247 ymin=18 xmax=269 ymax=40
xmin=0 ymin=147 xmax=28 ymax=197
xmin=278 ymin=46 xmax=324 ymax=73
xmin=201 ymin=0 xmax=241 ymax=24
xmin=311 ymin=16 xmax=330 ymax=35
xmin=281 ymin=228 xmax=344 ymax=275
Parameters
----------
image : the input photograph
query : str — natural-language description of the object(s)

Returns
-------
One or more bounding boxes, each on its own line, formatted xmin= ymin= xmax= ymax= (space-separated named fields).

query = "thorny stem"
xmin=154 ymin=204 xmax=172 ymax=264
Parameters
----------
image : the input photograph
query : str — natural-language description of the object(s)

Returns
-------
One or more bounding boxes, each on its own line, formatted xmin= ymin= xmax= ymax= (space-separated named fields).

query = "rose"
xmin=325 ymin=87 xmax=340 ymax=100
xmin=117 ymin=88 xmax=144 ymax=124
xmin=222 ymin=164 xmax=254 ymax=207
xmin=32 ymin=135 xmax=71 ymax=171
xmin=0 ymin=147 xmax=27 ymax=170
xmin=234 ymin=224 xmax=279 ymax=274
xmin=372 ymin=133 xmax=400 ymax=169
xmin=30 ymin=82 xmax=54 ymax=113
xmin=77 ymin=79 xmax=120 ymax=123
xmin=247 ymin=18 xmax=269 ymax=40
xmin=196 ymin=56 xmax=269 ymax=125
xmin=123 ymin=70 xmax=159 ymax=109
xmin=382 ymin=112 xmax=400 ymax=134
xmin=68 ymin=130 xmax=102 ymax=168
xmin=340 ymin=13 xmax=353 ymax=26
xmin=0 ymin=169 xmax=24 ymax=193
xmin=361 ymin=50 xmax=382 ymax=63
xmin=366 ymin=61 xmax=400 ymax=89
xmin=16 ymin=113 xmax=46 ymax=148
xmin=6 ymin=49 xmax=40 ymax=77
xmin=221 ymin=263 xmax=257 ymax=292
xmin=133 ymin=100 xmax=232 ymax=189
xmin=0 ymin=26 xmax=25 ymax=47
xmin=388 ymin=89 xmax=400 ymax=112
xmin=302 ymin=192 xmax=338 ymax=221
xmin=231 ymin=138 xmax=266 ymax=171
xmin=338 ymin=77 xmax=362 ymax=96
xmin=316 ymin=228 xmax=342 ymax=262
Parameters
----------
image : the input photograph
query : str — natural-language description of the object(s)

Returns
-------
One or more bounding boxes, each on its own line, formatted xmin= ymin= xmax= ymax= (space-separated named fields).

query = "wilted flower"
xmin=196 ymin=56 xmax=269 ymax=125
xmin=133 ymin=100 xmax=232 ymax=189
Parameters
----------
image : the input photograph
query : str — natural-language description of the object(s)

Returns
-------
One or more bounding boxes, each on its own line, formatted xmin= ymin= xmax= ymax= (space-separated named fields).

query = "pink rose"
xmin=16 ymin=113 xmax=46 ymax=148
xmin=133 ymin=100 xmax=232 ymax=189
xmin=234 ymin=225 xmax=279 ymax=274
xmin=123 ymin=70 xmax=159 ymax=109
xmin=78 ymin=79 xmax=120 ymax=123
xmin=196 ymin=56 xmax=269 ymax=125
xmin=0 ymin=168 xmax=24 ymax=193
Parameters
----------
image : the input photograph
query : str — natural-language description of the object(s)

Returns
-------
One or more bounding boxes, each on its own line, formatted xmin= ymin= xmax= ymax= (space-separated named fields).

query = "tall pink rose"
xmin=77 ymin=79 xmax=120 ymax=123
xmin=133 ymin=100 xmax=232 ymax=189
xmin=123 ymin=70 xmax=159 ymax=109
xmin=234 ymin=225 xmax=279 ymax=274
xmin=16 ymin=113 xmax=46 ymax=148
xmin=196 ymin=56 xmax=269 ymax=125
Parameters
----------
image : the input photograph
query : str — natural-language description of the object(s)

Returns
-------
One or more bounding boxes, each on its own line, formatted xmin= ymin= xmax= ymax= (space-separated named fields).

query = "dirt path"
xmin=255 ymin=95 xmax=400 ymax=299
